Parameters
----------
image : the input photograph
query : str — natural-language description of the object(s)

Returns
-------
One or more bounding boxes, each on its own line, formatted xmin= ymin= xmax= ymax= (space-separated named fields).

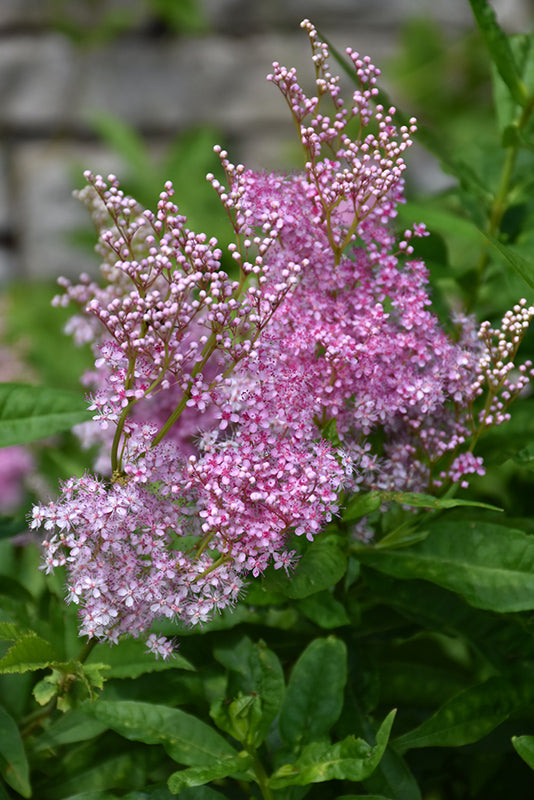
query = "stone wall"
xmin=0 ymin=0 xmax=531 ymax=281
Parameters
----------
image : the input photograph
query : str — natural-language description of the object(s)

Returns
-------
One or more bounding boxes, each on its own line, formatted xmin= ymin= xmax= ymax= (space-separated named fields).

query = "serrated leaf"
xmin=394 ymin=678 xmax=524 ymax=752
xmin=167 ymin=751 xmax=253 ymax=793
xmin=0 ymin=622 xmax=25 ymax=641
xmin=270 ymin=710 xmax=395 ymax=788
xmin=355 ymin=520 xmax=534 ymax=612
xmin=279 ymin=636 xmax=347 ymax=747
xmin=0 ymin=705 xmax=30 ymax=797
xmin=469 ymin=0 xmax=529 ymax=107
xmin=0 ymin=383 xmax=91 ymax=447
xmin=0 ymin=633 xmax=57 ymax=673
xmin=512 ymin=735 xmax=534 ymax=770
xmin=84 ymin=700 xmax=238 ymax=766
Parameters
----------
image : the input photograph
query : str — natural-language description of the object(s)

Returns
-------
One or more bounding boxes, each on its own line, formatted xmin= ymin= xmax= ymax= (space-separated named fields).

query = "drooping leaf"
xmin=84 ymin=700 xmax=238 ymax=766
xmin=0 ymin=383 xmax=91 ymax=447
xmin=270 ymin=711 xmax=395 ymax=788
xmin=394 ymin=677 xmax=527 ymax=752
xmin=355 ymin=520 xmax=534 ymax=612
xmin=279 ymin=636 xmax=347 ymax=747
xmin=0 ymin=705 xmax=30 ymax=797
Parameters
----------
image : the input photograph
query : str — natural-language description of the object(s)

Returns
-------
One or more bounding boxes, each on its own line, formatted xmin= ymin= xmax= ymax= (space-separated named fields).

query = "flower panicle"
xmin=31 ymin=22 xmax=534 ymax=657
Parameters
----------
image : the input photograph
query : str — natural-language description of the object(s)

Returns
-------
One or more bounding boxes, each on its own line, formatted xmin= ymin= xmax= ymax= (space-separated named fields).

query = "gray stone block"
xmin=13 ymin=143 xmax=123 ymax=280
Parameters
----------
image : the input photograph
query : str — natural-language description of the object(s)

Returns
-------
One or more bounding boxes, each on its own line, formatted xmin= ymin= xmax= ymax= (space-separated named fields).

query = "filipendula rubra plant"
xmin=31 ymin=19 xmax=534 ymax=658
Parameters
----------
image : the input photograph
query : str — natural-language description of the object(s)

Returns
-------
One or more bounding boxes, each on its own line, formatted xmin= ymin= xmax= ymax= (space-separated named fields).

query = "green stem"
xmin=249 ymin=751 xmax=275 ymax=800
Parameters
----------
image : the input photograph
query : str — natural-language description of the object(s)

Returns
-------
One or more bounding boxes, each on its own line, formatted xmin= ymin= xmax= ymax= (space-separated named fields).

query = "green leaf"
xmin=41 ymin=793 xmax=118 ymax=800
xmin=0 ymin=516 xmax=28 ymax=542
xmin=355 ymin=520 xmax=534 ymax=612
xmin=0 ymin=622 xmax=27 ymax=641
xmin=394 ymin=677 xmax=524 ymax=752
xmin=378 ymin=490 xmax=501 ymax=513
xmin=492 ymin=36 xmax=534 ymax=132
xmin=0 ymin=633 xmax=57 ymax=673
xmin=279 ymin=636 xmax=347 ymax=747
xmin=167 ymin=751 xmax=253 ymax=793
xmin=84 ymin=700 xmax=238 ymax=766
xmin=270 ymin=710 xmax=395 ymax=788
xmin=478 ymin=231 xmax=534 ymax=289
xmin=212 ymin=637 xmax=284 ymax=746
xmin=0 ymin=705 xmax=31 ymax=798
xmin=0 ymin=383 xmax=91 ymax=447
xmin=336 ymin=796 xmax=394 ymax=800
xmin=87 ymin=639 xmax=195 ymax=679
xmin=469 ymin=0 xmax=529 ymax=107
xmin=512 ymin=735 xmax=534 ymax=770
xmin=343 ymin=492 xmax=382 ymax=523
xmin=298 ymin=591 xmax=350 ymax=628
xmin=322 ymin=418 xmax=341 ymax=447
xmin=32 ymin=708 xmax=108 ymax=752
xmin=264 ymin=536 xmax=347 ymax=599
xmin=42 ymin=752 xmax=146 ymax=798
xmin=163 ymin=786 xmax=226 ymax=800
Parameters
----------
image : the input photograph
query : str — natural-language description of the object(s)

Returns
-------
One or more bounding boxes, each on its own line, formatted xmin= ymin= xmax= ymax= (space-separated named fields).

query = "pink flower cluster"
xmin=31 ymin=20 xmax=534 ymax=658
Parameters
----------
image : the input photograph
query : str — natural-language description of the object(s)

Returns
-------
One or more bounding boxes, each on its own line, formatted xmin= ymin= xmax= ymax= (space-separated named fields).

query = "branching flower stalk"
xmin=31 ymin=20 xmax=534 ymax=658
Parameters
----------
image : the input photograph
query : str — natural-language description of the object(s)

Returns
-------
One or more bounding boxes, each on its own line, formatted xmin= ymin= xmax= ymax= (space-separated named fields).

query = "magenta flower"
xmin=31 ymin=20 xmax=534 ymax=656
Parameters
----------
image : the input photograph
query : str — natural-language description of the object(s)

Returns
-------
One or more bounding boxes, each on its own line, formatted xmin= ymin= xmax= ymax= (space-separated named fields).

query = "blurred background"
xmin=0 ymin=0 xmax=531 ymax=284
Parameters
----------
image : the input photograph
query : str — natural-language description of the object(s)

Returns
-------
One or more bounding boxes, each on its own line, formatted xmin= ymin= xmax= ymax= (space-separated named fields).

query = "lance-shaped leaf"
xmin=0 ymin=383 xmax=91 ymax=447
xmin=394 ymin=678 xmax=526 ymax=752
xmin=355 ymin=520 xmax=534 ymax=613
xmin=270 ymin=710 xmax=395 ymax=789
xmin=84 ymin=700 xmax=238 ymax=766
xmin=0 ymin=706 xmax=31 ymax=798
xmin=167 ymin=751 xmax=254 ymax=793
xmin=512 ymin=735 xmax=534 ymax=770
xmin=469 ymin=0 xmax=529 ymax=107
xmin=279 ymin=636 xmax=347 ymax=747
